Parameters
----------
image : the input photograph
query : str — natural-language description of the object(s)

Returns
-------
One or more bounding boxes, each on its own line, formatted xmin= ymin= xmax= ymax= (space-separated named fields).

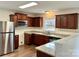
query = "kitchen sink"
xmin=49 ymin=36 xmax=61 ymax=42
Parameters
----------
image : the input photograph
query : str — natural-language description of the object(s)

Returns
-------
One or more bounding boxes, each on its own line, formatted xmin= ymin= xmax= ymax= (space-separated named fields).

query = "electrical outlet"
xmin=21 ymin=42 xmax=23 ymax=44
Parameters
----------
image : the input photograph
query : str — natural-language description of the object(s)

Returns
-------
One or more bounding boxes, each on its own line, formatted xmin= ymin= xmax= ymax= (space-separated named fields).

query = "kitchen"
xmin=0 ymin=1 xmax=79 ymax=57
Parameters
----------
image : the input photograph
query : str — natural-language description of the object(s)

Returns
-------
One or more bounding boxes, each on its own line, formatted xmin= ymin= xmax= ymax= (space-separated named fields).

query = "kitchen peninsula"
xmin=36 ymin=31 xmax=79 ymax=57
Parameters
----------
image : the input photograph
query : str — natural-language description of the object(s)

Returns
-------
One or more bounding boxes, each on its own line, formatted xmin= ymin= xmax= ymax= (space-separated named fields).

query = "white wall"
xmin=56 ymin=8 xmax=79 ymax=15
xmin=0 ymin=9 xmax=14 ymax=21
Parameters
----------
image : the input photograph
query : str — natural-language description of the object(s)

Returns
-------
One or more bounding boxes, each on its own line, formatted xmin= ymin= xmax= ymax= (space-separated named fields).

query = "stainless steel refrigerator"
xmin=0 ymin=21 xmax=14 ymax=56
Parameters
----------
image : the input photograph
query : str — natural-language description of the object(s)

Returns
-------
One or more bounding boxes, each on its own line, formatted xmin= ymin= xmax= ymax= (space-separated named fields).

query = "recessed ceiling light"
xmin=19 ymin=2 xmax=38 ymax=9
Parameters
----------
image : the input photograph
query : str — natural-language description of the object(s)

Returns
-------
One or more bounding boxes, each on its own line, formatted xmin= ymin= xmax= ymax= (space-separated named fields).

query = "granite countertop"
xmin=36 ymin=41 xmax=55 ymax=56
xmin=24 ymin=31 xmax=69 ymax=38
xmin=55 ymin=33 xmax=79 ymax=57
xmin=36 ymin=33 xmax=79 ymax=57
xmin=24 ymin=28 xmax=76 ymax=38
xmin=15 ymin=27 xmax=77 ymax=36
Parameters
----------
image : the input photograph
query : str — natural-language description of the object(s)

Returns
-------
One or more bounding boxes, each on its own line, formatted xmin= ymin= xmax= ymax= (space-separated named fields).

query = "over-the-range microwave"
xmin=17 ymin=21 xmax=27 ymax=26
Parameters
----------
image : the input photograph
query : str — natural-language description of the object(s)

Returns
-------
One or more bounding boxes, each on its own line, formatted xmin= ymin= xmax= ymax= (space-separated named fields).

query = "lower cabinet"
xmin=33 ymin=34 xmax=49 ymax=46
xmin=37 ymin=50 xmax=53 ymax=57
xmin=24 ymin=33 xmax=49 ymax=46
xmin=14 ymin=35 xmax=19 ymax=49
xmin=24 ymin=33 xmax=32 ymax=45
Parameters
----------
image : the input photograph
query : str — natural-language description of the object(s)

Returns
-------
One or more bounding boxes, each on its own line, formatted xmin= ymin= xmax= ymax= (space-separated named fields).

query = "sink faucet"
xmin=47 ymin=31 xmax=51 ymax=34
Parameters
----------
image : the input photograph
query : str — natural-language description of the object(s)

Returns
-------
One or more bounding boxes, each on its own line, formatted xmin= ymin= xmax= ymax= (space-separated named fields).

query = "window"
xmin=44 ymin=19 xmax=55 ymax=31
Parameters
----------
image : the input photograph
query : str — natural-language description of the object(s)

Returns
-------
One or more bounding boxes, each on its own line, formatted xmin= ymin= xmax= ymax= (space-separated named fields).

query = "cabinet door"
xmin=28 ymin=17 xmax=43 ymax=27
xmin=37 ymin=50 xmax=53 ymax=57
xmin=34 ymin=18 xmax=40 ymax=27
xmin=15 ymin=13 xmax=22 ymax=20
xmin=28 ymin=17 xmax=33 ymax=27
xmin=67 ymin=14 xmax=78 ymax=29
xmin=10 ymin=15 xmax=18 ymax=26
xmin=36 ymin=17 xmax=43 ymax=27
xmin=33 ymin=34 xmax=49 ymax=46
xmin=24 ymin=33 xmax=32 ymax=45
xmin=40 ymin=17 xmax=43 ymax=27
xmin=34 ymin=17 xmax=43 ymax=27
xmin=22 ymin=14 xmax=27 ymax=20
xmin=14 ymin=35 xmax=19 ymax=49
xmin=61 ymin=15 xmax=68 ymax=28
xmin=10 ymin=15 xmax=14 ymax=21
xmin=56 ymin=15 xmax=61 ymax=28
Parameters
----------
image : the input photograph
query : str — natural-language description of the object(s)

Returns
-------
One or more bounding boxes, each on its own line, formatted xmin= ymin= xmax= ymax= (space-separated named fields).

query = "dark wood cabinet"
xmin=10 ymin=14 xmax=14 ymax=21
xmin=37 ymin=50 xmax=53 ymax=57
xmin=24 ymin=33 xmax=32 ymax=45
xmin=24 ymin=33 xmax=49 ymax=46
xmin=56 ymin=15 xmax=61 ymax=28
xmin=67 ymin=14 xmax=78 ymax=29
xmin=60 ymin=15 xmax=68 ymax=28
xmin=33 ymin=34 xmax=49 ymax=46
xmin=21 ymin=14 xmax=29 ymax=20
xmin=56 ymin=13 xmax=78 ymax=29
xmin=28 ymin=17 xmax=43 ymax=27
xmin=15 ymin=13 xmax=22 ymax=20
xmin=10 ymin=14 xmax=18 ymax=26
xmin=14 ymin=35 xmax=19 ymax=49
xmin=28 ymin=17 xmax=34 ymax=27
xmin=15 ymin=13 xmax=28 ymax=20
xmin=34 ymin=17 xmax=43 ymax=27
xmin=33 ymin=17 xmax=41 ymax=27
xmin=21 ymin=14 xmax=26 ymax=20
xmin=10 ymin=13 xmax=43 ymax=27
xmin=10 ymin=13 xmax=28 ymax=27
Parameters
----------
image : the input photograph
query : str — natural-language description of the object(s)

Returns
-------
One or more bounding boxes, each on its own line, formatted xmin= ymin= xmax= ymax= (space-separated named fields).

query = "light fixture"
xmin=44 ymin=10 xmax=55 ymax=19
xmin=19 ymin=2 xmax=38 ymax=9
xmin=45 ymin=11 xmax=49 ymax=14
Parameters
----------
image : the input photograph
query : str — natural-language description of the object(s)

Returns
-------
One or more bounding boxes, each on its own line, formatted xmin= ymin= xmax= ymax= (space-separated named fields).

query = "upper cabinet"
xmin=28 ymin=17 xmax=33 ymax=27
xmin=56 ymin=15 xmax=61 ymax=28
xmin=56 ymin=13 xmax=78 ymax=29
xmin=10 ymin=13 xmax=43 ymax=27
xmin=60 ymin=15 xmax=68 ymax=28
xmin=67 ymin=14 xmax=78 ymax=29
xmin=15 ymin=13 xmax=22 ymax=20
xmin=28 ymin=17 xmax=43 ymax=27
xmin=10 ymin=14 xmax=18 ymax=26
xmin=33 ymin=17 xmax=43 ymax=27
xmin=22 ymin=14 xmax=27 ymax=20
xmin=15 ymin=13 xmax=28 ymax=20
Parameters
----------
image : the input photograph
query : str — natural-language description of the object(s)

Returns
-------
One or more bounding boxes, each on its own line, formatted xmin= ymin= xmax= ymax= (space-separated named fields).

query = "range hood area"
xmin=17 ymin=20 xmax=28 ymax=26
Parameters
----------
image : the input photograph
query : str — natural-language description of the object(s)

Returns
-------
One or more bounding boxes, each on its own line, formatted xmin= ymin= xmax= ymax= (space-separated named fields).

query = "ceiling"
xmin=0 ymin=1 xmax=79 ymax=13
